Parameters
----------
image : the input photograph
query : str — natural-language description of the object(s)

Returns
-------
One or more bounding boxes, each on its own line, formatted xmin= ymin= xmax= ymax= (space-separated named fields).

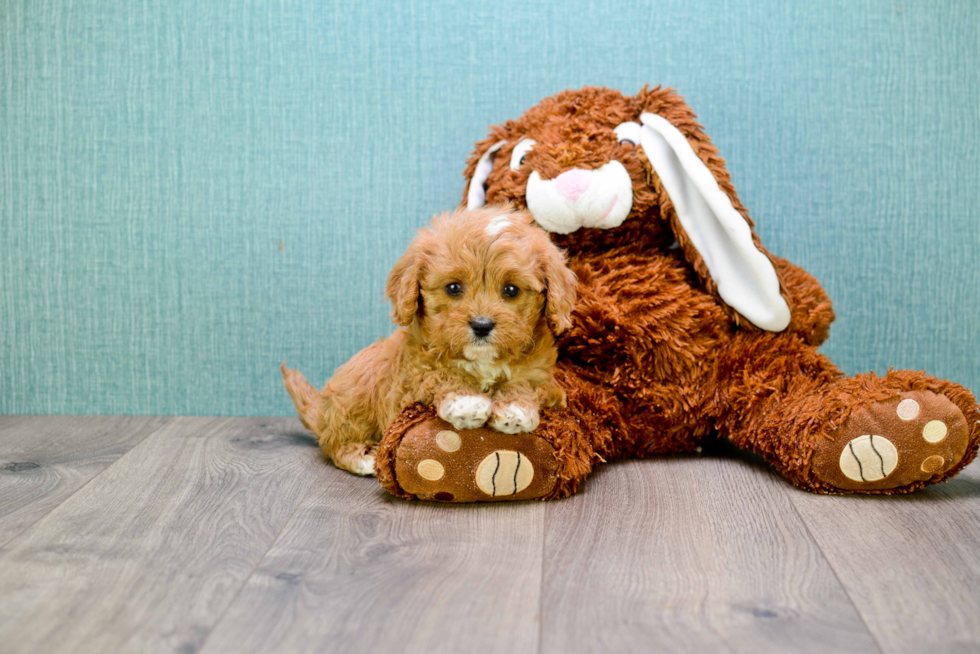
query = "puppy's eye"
xmin=509 ymin=139 xmax=536 ymax=171
xmin=445 ymin=283 xmax=463 ymax=297
xmin=502 ymin=284 xmax=520 ymax=298
xmin=614 ymin=121 xmax=641 ymax=146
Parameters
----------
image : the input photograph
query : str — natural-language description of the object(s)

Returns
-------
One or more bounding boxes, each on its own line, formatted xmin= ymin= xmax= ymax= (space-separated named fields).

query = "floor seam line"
xmin=783 ymin=490 xmax=887 ymax=654
xmin=195 ymin=471 xmax=320 ymax=654
xmin=0 ymin=416 xmax=174 ymax=552
xmin=537 ymin=503 xmax=547 ymax=654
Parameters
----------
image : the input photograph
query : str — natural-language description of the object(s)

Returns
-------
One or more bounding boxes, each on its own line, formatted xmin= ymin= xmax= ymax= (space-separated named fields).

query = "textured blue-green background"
xmin=1 ymin=0 xmax=978 ymax=416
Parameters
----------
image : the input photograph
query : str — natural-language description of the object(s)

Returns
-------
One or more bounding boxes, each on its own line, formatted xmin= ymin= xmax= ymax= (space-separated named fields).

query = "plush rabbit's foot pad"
xmin=813 ymin=391 xmax=970 ymax=491
xmin=393 ymin=419 xmax=559 ymax=502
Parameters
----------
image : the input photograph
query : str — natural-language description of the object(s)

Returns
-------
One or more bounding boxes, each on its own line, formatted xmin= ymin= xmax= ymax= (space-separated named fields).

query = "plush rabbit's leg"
xmin=376 ymin=368 xmax=610 ymax=502
xmin=376 ymin=404 xmax=589 ymax=502
xmin=716 ymin=333 xmax=980 ymax=493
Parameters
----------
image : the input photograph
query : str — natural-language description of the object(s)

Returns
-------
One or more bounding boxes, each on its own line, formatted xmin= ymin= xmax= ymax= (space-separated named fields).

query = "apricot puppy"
xmin=282 ymin=206 xmax=577 ymax=475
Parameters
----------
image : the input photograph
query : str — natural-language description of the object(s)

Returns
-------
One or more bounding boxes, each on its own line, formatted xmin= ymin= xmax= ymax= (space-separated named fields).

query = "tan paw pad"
xmin=922 ymin=420 xmax=948 ymax=443
xmin=921 ymin=455 xmax=945 ymax=473
xmin=839 ymin=435 xmax=899 ymax=482
xmin=896 ymin=398 xmax=920 ymax=421
xmin=435 ymin=430 xmax=462 ymax=452
xmin=475 ymin=450 xmax=533 ymax=497
xmin=417 ymin=459 xmax=445 ymax=481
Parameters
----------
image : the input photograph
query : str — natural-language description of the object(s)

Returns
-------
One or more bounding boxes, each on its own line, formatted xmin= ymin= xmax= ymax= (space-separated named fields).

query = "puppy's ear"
xmin=385 ymin=237 xmax=425 ymax=326
xmin=541 ymin=243 xmax=578 ymax=335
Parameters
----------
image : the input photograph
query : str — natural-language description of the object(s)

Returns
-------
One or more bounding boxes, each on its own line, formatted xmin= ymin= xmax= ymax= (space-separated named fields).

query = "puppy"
xmin=282 ymin=206 xmax=578 ymax=475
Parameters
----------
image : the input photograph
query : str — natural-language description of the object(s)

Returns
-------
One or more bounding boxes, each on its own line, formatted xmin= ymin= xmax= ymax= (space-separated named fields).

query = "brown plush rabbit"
xmin=372 ymin=86 xmax=979 ymax=502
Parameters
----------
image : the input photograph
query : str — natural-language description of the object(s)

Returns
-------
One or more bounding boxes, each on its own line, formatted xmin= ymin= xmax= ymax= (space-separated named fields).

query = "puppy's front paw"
xmin=331 ymin=443 xmax=377 ymax=476
xmin=352 ymin=452 xmax=377 ymax=476
xmin=489 ymin=402 xmax=540 ymax=434
xmin=438 ymin=394 xmax=492 ymax=430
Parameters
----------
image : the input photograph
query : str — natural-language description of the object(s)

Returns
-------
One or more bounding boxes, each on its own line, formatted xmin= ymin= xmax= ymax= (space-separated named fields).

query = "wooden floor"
xmin=1 ymin=417 xmax=979 ymax=653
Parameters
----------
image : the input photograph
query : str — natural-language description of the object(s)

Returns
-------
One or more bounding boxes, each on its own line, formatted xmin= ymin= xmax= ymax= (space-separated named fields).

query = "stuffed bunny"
xmin=375 ymin=86 xmax=979 ymax=502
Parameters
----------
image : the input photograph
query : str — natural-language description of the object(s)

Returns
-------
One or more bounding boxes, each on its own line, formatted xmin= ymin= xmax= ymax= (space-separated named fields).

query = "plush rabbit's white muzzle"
xmin=525 ymin=161 xmax=633 ymax=235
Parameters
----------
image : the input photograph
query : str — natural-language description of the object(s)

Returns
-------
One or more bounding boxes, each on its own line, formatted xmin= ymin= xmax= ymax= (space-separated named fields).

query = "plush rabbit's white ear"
xmin=639 ymin=113 xmax=790 ymax=332
xmin=466 ymin=140 xmax=507 ymax=209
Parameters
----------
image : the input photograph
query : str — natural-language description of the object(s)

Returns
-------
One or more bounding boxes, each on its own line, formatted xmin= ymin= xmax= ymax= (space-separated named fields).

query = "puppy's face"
xmin=418 ymin=229 xmax=545 ymax=363
xmin=386 ymin=208 xmax=577 ymax=363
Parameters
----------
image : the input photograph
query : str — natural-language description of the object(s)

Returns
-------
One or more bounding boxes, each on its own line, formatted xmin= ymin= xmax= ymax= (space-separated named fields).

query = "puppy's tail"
xmin=281 ymin=362 xmax=321 ymax=435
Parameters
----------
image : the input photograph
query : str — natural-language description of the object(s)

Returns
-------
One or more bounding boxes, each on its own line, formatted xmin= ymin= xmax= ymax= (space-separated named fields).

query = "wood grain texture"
xmin=0 ymin=415 xmax=169 ymax=547
xmin=0 ymin=417 xmax=325 ymax=654
xmin=198 ymin=475 xmax=545 ymax=654
xmin=539 ymin=449 xmax=881 ymax=654
xmin=787 ymin=459 xmax=980 ymax=654
xmin=3 ymin=417 xmax=980 ymax=654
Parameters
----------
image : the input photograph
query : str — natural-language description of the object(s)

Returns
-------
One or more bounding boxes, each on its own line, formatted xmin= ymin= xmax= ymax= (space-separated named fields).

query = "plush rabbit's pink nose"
xmin=554 ymin=169 xmax=591 ymax=203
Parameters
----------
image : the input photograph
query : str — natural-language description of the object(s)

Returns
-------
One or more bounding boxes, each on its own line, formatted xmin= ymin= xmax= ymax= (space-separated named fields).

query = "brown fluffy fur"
xmin=283 ymin=207 xmax=576 ymax=474
xmin=376 ymin=86 xmax=980 ymax=499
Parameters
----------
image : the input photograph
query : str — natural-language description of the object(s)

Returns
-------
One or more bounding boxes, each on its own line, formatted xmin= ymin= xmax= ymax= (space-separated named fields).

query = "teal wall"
xmin=2 ymin=0 xmax=978 ymax=416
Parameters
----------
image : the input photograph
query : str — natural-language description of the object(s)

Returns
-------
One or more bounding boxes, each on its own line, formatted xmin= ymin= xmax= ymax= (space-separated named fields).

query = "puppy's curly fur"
xmin=282 ymin=207 xmax=577 ymax=475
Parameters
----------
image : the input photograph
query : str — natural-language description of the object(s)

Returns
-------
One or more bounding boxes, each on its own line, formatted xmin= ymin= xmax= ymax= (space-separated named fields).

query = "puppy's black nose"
xmin=470 ymin=317 xmax=495 ymax=338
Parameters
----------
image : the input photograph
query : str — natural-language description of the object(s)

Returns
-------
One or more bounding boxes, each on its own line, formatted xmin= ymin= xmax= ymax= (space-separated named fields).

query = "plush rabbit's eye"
xmin=510 ymin=139 xmax=536 ymax=170
xmin=445 ymin=283 xmax=463 ymax=297
xmin=614 ymin=121 xmax=642 ymax=146
xmin=502 ymin=284 xmax=520 ymax=298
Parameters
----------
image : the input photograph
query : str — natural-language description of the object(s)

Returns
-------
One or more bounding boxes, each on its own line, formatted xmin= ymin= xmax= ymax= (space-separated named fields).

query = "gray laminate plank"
xmin=540 ymin=450 xmax=881 ymax=654
xmin=787 ymin=459 xmax=980 ymax=654
xmin=0 ymin=416 xmax=326 ymax=654
xmin=0 ymin=415 xmax=169 ymax=546
xmin=198 ymin=477 xmax=545 ymax=654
